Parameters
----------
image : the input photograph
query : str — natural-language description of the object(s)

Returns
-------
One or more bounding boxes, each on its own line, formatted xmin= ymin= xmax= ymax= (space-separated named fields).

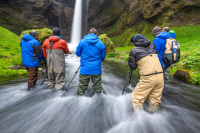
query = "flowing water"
xmin=68 ymin=0 xmax=83 ymax=51
xmin=1 ymin=55 xmax=200 ymax=133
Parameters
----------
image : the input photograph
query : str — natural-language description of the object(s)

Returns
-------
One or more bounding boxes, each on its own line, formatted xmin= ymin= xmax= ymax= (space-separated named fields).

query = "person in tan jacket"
xmin=128 ymin=34 xmax=164 ymax=113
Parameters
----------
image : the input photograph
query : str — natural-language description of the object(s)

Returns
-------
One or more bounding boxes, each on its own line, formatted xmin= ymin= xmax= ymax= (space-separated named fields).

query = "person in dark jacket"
xmin=20 ymin=31 xmax=46 ymax=90
xmin=43 ymin=28 xmax=69 ymax=90
xmin=76 ymin=28 xmax=106 ymax=95
xmin=129 ymin=34 xmax=164 ymax=113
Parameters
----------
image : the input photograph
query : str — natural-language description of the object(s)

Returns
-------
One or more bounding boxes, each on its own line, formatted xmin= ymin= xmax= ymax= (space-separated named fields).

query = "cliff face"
xmin=88 ymin=0 xmax=200 ymax=36
xmin=0 ymin=0 xmax=75 ymax=41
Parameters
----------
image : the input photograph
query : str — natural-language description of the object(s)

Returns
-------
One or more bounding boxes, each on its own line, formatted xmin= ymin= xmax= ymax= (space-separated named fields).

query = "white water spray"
xmin=69 ymin=0 xmax=83 ymax=51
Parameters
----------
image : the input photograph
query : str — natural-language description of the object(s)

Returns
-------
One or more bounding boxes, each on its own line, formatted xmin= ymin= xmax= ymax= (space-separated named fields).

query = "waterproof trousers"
xmin=77 ymin=74 xmax=102 ymax=95
xmin=26 ymin=67 xmax=38 ymax=90
xmin=131 ymin=73 xmax=164 ymax=109
xmin=46 ymin=49 xmax=66 ymax=90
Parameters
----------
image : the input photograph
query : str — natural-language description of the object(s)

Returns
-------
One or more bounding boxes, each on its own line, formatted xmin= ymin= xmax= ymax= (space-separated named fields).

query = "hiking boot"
xmin=148 ymin=102 xmax=159 ymax=113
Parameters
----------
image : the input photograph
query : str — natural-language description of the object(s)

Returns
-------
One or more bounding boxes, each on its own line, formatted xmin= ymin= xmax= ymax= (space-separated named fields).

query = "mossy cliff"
xmin=0 ymin=0 xmax=76 ymax=41
xmin=88 ymin=0 xmax=200 ymax=45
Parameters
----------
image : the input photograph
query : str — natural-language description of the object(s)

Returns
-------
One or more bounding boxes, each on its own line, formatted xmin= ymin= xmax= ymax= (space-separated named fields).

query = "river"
xmin=0 ymin=55 xmax=200 ymax=133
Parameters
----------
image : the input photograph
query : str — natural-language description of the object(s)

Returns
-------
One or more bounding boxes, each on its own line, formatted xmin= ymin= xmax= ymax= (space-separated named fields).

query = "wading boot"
xmin=148 ymin=102 xmax=159 ymax=113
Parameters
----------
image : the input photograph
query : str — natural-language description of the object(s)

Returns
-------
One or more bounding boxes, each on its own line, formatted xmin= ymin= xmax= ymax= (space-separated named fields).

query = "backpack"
xmin=162 ymin=38 xmax=180 ymax=66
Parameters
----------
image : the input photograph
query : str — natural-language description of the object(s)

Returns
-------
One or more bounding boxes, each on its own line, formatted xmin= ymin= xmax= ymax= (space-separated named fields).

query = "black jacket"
xmin=128 ymin=38 xmax=157 ymax=70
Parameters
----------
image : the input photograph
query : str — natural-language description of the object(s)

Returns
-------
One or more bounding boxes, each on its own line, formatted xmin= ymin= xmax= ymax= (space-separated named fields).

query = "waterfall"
xmin=69 ymin=0 xmax=83 ymax=51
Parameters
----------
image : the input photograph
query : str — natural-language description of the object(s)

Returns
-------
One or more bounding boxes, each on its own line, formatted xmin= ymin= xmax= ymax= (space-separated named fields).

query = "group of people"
xmin=20 ymin=26 xmax=176 ymax=113
xmin=20 ymin=28 xmax=106 ymax=95
xmin=129 ymin=26 xmax=176 ymax=112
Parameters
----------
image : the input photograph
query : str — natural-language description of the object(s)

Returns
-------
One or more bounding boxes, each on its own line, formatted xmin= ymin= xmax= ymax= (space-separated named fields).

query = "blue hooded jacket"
xmin=153 ymin=32 xmax=170 ymax=67
xmin=169 ymin=33 xmax=176 ymax=39
xmin=76 ymin=33 xmax=106 ymax=75
xmin=20 ymin=34 xmax=46 ymax=68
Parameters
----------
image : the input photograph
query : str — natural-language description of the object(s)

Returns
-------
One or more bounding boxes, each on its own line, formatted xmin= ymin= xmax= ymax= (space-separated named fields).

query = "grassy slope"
xmin=106 ymin=25 xmax=200 ymax=84
xmin=0 ymin=26 xmax=27 ymax=79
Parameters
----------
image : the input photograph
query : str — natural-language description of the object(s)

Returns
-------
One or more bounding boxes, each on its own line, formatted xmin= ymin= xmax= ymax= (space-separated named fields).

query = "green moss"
xmin=20 ymin=28 xmax=52 ymax=44
xmin=99 ymin=34 xmax=115 ymax=53
xmin=0 ymin=26 xmax=28 ymax=78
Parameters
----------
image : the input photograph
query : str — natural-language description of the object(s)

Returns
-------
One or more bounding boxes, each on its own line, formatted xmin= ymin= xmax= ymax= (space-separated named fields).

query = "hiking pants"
xmin=77 ymin=74 xmax=102 ymax=95
xmin=26 ymin=67 xmax=38 ymax=90
xmin=131 ymin=73 xmax=164 ymax=109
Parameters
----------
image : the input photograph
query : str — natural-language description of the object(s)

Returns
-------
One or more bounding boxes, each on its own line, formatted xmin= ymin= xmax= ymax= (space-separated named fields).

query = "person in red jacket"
xmin=43 ymin=28 xmax=69 ymax=90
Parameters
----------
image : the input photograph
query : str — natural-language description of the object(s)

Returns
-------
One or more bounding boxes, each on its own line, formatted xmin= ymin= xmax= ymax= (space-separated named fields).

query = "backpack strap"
xmin=157 ymin=53 xmax=165 ymax=68
xmin=49 ymin=40 xmax=55 ymax=49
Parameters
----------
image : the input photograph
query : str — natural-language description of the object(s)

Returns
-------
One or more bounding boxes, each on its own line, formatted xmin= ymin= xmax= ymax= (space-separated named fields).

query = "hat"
xmin=29 ymin=31 xmax=38 ymax=37
xmin=53 ymin=27 xmax=61 ymax=36
xmin=131 ymin=34 xmax=145 ymax=43
xmin=152 ymin=26 xmax=162 ymax=36
xmin=168 ymin=30 xmax=175 ymax=33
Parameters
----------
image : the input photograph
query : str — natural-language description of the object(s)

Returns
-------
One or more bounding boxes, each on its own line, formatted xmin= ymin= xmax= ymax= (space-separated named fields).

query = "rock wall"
xmin=87 ymin=0 xmax=200 ymax=36
xmin=0 ymin=0 xmax=75 ymax=41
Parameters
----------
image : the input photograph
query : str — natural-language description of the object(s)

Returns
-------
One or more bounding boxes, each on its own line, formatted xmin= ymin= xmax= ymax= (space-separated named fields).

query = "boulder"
xmin=173 ymin=69 xmax=192 ymax=82
xmin=9 ymin=65 xmax=22 ymax=70
xmin=20 ymin=28 xmax=52 ymax=45
xmin=98 ymin=34 xmax=115 ymax=53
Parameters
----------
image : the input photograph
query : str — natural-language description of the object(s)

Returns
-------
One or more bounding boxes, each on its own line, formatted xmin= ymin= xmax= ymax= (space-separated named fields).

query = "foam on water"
xmin=1 ymin=55 xmax=200 ymax=133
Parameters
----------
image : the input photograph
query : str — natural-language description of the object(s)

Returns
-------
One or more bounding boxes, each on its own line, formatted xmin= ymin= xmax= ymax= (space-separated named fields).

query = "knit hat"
xmin=29 ymin=31 xmax=38 ymax=37
xmin=152 ymin=26 xmax=162 ymax=36
xmin=53 ymin=27 xmax=61 ymax=36
xmin=131 ymin=34 xmax=145 ymax=43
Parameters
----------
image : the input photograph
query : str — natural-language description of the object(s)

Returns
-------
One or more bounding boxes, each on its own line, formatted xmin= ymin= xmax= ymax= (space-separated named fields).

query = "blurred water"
xmin=69 ymin=0 xmax=83 ymax=52
xmin=0 ymin=55 xmax=200 ymax=133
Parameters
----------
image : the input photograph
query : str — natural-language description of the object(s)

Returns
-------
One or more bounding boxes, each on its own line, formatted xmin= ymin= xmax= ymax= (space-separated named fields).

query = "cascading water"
xmin=69 ymin=0 xmax=83 ymax=51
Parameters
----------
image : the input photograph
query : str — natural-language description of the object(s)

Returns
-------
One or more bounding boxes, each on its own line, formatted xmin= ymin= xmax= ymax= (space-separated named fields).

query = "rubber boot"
xmin=148 ymin=102 xmax=159 ymax=113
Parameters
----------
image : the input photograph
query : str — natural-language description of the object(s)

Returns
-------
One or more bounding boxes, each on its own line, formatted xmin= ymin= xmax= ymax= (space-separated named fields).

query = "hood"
xmin=157 ymin=32 xmax=170 ymax=39
xmin=22 ymin=34 xmax=35 ymax=41
xmin=54 ymin=35 xmax=62 ymax=39
xmin=49 ymin=36 xmax=60 ymax=42
xmin=169 ymin=33 xmax=176 ymax=39
xmin=134 ymin=38 xmax=151 ymax=47
xmin=83 ymin=33 xmax=99 ymax=44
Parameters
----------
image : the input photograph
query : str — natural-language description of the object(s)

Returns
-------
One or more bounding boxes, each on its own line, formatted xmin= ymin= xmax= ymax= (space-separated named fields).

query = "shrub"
xmin=106 ymin=51 xmax=118 ymax=58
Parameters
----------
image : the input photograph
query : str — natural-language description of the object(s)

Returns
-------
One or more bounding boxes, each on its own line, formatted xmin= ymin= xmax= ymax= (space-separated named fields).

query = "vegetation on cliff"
xmin=0 ymin=26 xmax=27 ymax=79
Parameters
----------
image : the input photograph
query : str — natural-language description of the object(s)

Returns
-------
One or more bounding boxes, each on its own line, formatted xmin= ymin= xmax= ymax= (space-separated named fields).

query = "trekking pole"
xmin=129 ymin=70 xmax=133 ymax=85
xmin=65 ymin=66 xmax=80 ymax=91
xmin=122 ymin=69 xmax=131 ymax=95
xmin=40 ymin=61 xmax=48 ymax=85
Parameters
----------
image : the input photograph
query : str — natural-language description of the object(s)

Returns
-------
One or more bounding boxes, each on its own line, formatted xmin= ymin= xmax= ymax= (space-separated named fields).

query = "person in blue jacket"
xmin=152 ymin=26 xmax=170 ymax=69
xmin=168 ymin=30 xmax=176 ymax=39
xmin=76 ymin=28 xmax=106 ymax=95
xmin=20 ymin=31 xmax=46 ymax=90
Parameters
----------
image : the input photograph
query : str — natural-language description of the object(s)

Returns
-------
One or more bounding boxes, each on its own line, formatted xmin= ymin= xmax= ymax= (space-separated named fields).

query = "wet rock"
xmin=173 ymin=69 xmax=191 ymax=82
xmin=0 ymin=0 xmax=75 ymax=41
xmin=99 ymin=34 xmax=115 ymax=53
xmin=88 ymin=0 xmax=200 ymax=36
xmin=9 ymin=65 xmax=22 ymax=70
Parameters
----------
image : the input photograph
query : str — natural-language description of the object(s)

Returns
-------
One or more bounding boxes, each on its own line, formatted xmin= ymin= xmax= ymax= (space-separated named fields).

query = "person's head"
xmin=152 ymin=26 xmax=162 ymax=37
xmin=29 ymin=31 xmax=38 ymax=40
xmin=88 ymin=28 xmax=97 ymax=35
xmin=131 ymin=34 xmax=145 ymax=44
xmin=162 ymin=27 xmax=170 ymax=32
xmin=53 ymin=27 xmax=61 ymax=36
